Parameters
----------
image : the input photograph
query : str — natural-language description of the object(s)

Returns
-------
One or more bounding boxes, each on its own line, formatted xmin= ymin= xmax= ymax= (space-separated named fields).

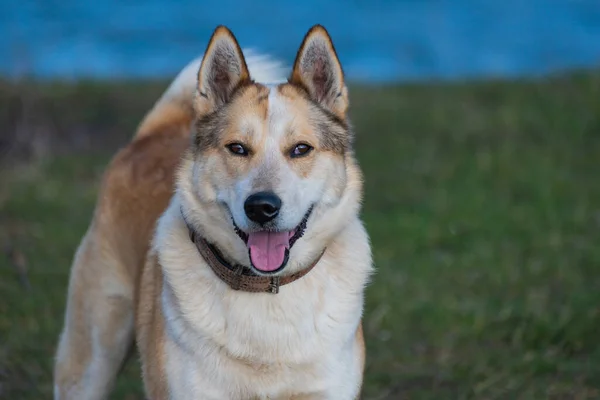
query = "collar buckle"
xmin=269 ymin=276 xmax=280 ymax=294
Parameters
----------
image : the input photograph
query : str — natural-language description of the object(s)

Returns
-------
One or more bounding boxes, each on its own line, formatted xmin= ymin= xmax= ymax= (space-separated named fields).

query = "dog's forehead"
xmin=233 ymin=82 xmax=307 ymax=138
xmin=265 ymin=83 xmax=293 ymax=135
xmin=265 ymin=83 xmax=286 ymax=114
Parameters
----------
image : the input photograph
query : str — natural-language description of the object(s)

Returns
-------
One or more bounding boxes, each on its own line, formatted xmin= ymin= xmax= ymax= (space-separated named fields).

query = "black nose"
xmin=244 ymin=192 xmax=282 ymax=224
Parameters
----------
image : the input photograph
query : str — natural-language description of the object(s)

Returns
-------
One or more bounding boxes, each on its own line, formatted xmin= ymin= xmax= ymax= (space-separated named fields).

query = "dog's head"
xmin=179 ymin=25 xmax=363 ymax=275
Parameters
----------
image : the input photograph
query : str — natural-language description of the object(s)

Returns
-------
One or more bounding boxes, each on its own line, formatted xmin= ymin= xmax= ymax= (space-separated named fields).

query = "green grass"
xmin=1 ymin=72 xmax=600 ymax=399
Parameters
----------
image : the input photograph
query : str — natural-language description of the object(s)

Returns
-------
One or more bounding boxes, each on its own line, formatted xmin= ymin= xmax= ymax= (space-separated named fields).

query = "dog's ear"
xmin=195 ymin=26 xmax=251 ymax=115
xmin=290 ymin=25 xmax=348 ymax=118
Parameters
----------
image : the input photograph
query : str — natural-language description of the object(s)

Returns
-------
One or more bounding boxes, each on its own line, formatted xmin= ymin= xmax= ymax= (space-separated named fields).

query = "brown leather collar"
xmin=184 ymin=217 xmax=324 ymax=294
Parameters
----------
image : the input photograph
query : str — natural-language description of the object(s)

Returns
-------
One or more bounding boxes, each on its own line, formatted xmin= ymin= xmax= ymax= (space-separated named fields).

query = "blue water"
xmin=2 ymin=0 xmax=600 ymax=82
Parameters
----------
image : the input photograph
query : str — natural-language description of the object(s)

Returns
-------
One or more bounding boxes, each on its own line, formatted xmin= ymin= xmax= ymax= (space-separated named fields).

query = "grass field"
xmin=1 ymin=72 xmax=600 ymax=399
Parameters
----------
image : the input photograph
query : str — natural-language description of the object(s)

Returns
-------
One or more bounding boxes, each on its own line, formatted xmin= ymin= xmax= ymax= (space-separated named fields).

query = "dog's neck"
xmin=181 ymin=210 xmax=325 ymax=294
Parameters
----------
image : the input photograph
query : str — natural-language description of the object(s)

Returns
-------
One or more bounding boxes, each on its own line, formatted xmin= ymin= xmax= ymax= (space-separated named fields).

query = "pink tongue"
xmin=247 ymin=231 xmax=293 ymax=272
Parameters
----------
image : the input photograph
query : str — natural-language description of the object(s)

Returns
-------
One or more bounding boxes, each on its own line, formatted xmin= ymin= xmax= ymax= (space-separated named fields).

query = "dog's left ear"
xmin=290 ymin=25 xmax=348 ymax=119
xmin=195 ymin=26 xmax=251 ymax=115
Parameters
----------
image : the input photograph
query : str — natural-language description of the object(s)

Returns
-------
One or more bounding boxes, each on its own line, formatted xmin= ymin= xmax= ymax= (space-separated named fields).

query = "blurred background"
xmin=1 ymin=1 xmax=600 ymax=399
xmin=3 ymin=0 xmax=600 ymax=81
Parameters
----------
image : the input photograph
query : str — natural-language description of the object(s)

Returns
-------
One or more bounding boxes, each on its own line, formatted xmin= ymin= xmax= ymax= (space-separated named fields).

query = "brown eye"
xmin=290 ymin=143 xmax=313 ymax=158
xmin=226 ymin=143 xmax=249 ymax=156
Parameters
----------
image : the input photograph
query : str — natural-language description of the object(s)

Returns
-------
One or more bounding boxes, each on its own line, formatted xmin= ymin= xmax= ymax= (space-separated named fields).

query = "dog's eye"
xmin=290 ymin=143 xmax=313 ymax=158
xmin=226 ymin=143 xmax=249 ymax=156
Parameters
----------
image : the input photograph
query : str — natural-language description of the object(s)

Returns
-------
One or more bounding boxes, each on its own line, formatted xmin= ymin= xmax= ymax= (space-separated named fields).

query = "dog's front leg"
xmin=53 ymin=232 xmax=135 ymax=400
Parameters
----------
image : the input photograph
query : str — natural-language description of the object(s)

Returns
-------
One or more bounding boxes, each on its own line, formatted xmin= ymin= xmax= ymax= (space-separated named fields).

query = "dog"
xmin=54 ymin=24 xmax=373 ymax=400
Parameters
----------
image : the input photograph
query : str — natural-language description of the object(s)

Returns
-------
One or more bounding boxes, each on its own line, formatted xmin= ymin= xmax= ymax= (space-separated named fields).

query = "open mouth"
xmin=233 ymin=206 xmax=314 ymax=274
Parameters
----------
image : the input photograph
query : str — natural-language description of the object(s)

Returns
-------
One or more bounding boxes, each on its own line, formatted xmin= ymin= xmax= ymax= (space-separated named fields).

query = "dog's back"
xmin=53 ymin=51 xmax=287 ymax=400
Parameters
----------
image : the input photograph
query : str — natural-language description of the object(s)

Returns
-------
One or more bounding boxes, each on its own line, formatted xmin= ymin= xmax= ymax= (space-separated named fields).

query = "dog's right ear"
xmin=195 ymin=26 xmax=251 ymax=115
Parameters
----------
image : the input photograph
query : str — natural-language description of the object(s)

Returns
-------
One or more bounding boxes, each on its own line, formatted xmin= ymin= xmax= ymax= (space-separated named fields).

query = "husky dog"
xmin=54 ymin=25 xmax=373 ymax=400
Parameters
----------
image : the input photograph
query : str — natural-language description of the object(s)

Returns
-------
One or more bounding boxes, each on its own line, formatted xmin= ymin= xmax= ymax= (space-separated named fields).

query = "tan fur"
xmin=54 ymin=25 xmax=372 ymax=400
xmin=136 ymin=251 xmax=169 ymax=399
xmin=195 ymin=83 xmax=329 ymax=182
xmin=54 ymin=123 xmax=190 ymax=399
xmin=136 ymin=102 xmax=193 ymax=140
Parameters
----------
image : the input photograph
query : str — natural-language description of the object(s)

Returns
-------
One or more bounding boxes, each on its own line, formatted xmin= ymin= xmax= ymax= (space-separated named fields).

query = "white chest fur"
xmin=154 ymin=201 xmax=372 ymax=399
